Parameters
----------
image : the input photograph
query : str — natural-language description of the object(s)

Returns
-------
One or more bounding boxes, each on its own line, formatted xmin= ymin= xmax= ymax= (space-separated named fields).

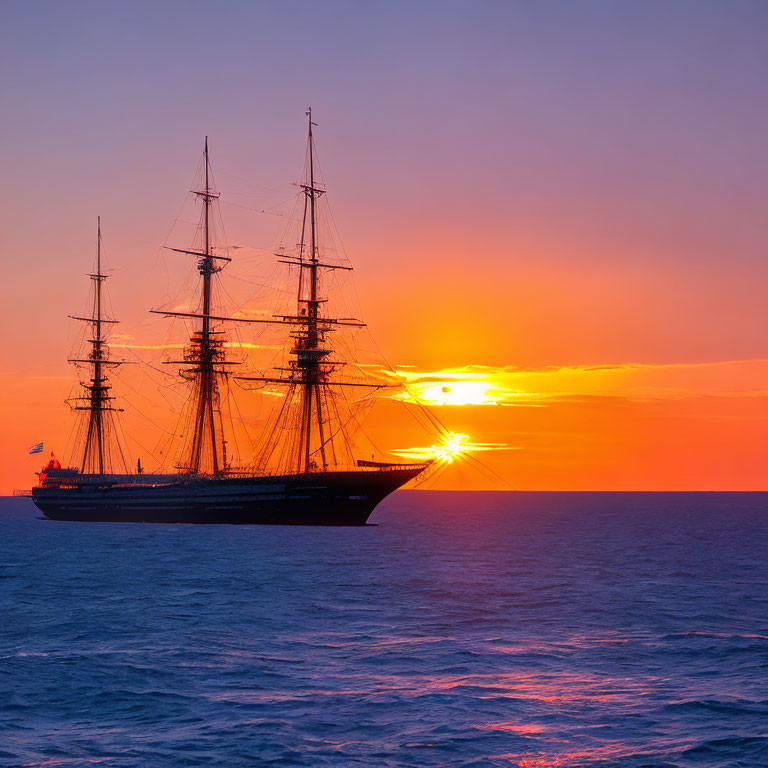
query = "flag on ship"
xmin=28 ymin=442 xmax=44 ymax=454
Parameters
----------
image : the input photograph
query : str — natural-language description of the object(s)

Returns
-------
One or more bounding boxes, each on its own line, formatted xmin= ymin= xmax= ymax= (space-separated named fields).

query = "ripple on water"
xmin=2 ymin=492 xmax=768 ymax=767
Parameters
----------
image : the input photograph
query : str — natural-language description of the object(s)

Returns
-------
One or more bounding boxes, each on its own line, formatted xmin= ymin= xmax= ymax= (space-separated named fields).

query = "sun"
xmin=431 ymin=432 xmax=470 ymax=462
xmin=402 ymin=379 xmax=499 ymax=406
xmin=389 ymin=432 xmax=479 ymax=463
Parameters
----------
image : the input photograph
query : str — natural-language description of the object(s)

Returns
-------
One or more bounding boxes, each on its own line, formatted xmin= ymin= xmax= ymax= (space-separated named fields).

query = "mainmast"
xmin=188 ymin=137 xmax=223 ymax=475
xmin=69 ymin=217 xmax=126 ymax=474
xmin=151 ymin=139 xmax=239 ymax=476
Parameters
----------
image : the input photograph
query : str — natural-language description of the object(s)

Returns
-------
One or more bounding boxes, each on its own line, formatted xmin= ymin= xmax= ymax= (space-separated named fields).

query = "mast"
xmin=188 ymin=136 xmax=221 ymax=475
xmin=235 ymin=111 xmax=381 ymax=475
xmin=93 ymin=216 xmax=104 ymax=472
xmin=151 ymin=139 xmax=242 ymax=476
xmin=69 ymin=217 xmax=126 ymax=474
xmin=299 ymin=107 xmax=325 ymax=473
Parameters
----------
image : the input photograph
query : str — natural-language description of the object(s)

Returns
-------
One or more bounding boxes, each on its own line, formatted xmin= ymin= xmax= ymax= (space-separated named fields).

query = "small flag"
xmin=28 ymin=442 xmax=43 ymax=455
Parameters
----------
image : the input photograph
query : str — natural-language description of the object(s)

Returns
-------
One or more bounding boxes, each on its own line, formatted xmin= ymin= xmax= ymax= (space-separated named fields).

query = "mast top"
xmin=192 ymin=137 xmax=219 ymax=201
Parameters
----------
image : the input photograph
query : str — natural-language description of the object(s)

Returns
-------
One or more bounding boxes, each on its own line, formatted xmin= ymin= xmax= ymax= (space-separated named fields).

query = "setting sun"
xmin=432 ymin=432 xmax=470 ymax=462
xmin=385 ymin=369 xmax=517 ymax=406
xmin=390 ymin=432 xmax=510 ymax=465
xmin=410 ymin=381 xmax=496 ymax=406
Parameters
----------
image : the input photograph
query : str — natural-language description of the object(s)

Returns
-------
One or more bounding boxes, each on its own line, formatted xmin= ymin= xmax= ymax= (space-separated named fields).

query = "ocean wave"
xmin=4 ymin=493 xmax=768 ymax=767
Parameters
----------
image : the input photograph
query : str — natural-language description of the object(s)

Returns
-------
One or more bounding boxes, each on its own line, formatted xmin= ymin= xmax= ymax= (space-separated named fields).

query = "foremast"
xmin=237 ymin=110 xmax=378 ymax=474
xmin=68 ymin=217 xmax=127 ymax=474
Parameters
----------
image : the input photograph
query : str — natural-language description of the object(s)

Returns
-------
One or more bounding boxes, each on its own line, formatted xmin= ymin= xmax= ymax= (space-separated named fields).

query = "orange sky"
xmin=1 ymin=2 xmax=766 ymax=492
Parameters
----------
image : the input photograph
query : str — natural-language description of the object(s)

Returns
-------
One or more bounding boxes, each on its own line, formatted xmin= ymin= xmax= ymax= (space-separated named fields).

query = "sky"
xmin=1 ymin=0 xmax=766 ymax=491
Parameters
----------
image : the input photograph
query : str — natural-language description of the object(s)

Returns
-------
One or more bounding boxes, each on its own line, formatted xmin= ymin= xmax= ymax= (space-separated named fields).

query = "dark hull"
xmin=31 ymin=468 xmax=422 ymax=525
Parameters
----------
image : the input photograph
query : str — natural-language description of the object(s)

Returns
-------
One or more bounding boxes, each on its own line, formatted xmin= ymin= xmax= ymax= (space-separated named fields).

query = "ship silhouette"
xmin=32 ymin=112 xmax=429 ymax=524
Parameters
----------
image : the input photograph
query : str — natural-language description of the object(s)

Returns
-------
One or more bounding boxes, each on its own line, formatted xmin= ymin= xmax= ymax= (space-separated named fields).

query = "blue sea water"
xmin=1 ymin=491 xmax=768 ymax=768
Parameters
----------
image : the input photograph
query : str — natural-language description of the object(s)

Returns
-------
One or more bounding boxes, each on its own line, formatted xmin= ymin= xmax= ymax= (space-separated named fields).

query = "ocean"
xmin=1 ymin=491 xmax=767 ymax=767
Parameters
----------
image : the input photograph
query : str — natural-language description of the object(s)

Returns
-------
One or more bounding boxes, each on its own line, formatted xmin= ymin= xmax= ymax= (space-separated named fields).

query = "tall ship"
xmin=31 ymin=113 xmax=430 ymax=524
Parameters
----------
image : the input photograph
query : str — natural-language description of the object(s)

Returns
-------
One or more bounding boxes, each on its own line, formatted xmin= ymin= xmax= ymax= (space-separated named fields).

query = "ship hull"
xmin=31 ymin=468 xmax=423 ymax=525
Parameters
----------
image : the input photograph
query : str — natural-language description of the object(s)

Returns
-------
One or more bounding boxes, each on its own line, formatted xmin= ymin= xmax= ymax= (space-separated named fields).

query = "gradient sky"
xmin=1 ymin=0 xmax=766 ymax=491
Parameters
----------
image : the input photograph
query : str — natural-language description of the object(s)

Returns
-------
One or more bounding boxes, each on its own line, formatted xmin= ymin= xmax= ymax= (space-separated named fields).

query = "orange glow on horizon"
xmin=2 ymin=357 xmax=767 ymax=493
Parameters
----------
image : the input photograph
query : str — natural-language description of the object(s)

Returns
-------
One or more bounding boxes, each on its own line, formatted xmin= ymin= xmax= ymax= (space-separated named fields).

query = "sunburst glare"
xmin=390 ymin=432 xmax=510 ymax=464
